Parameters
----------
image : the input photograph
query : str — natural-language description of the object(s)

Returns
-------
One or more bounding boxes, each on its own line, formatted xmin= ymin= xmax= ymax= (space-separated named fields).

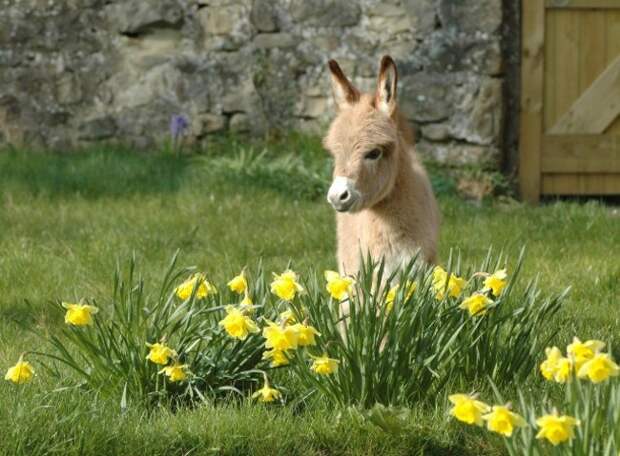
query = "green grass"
xmin=0 ymin=136 xmax=618 ymax=455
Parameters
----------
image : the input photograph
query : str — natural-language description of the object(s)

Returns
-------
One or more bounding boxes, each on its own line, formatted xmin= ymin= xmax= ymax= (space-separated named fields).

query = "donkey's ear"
xmin=328 ymin=59 xmax=360 ymax=109
xmin=375 ymin=55 xmax=398 ymax=116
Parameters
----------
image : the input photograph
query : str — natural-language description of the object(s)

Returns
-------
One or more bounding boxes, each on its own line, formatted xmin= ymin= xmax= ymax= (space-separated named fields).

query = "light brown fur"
xmin=324 ymin=56 xmax=440 ymax=275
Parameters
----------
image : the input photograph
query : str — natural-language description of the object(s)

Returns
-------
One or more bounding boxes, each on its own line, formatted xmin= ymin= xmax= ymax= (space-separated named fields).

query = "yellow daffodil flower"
xmin=4 ymin=356 xmax=34 ymax=384
xmin=536 ymin=413 xmax=580 ymax=446
xmin=482 ymin=405 xmax=527 ymax=437
xmin=433 ymin=266 xmax=466 ymax=299
xmin=227 ymin=272 xmax=247 ymax=295
xmin=448 ymin=393 xmax=490 ymax=426
xmin=175 ymin=273 xmax=217 ymax=300
xmin=324 ymin=270 xmax=355 ymax=301
xmin=159 ymin=362 xmax=189 ymax=382
xmin=310 ymin=355 xmax=339 ymax=375
xmin=145 ymin=342 xmax=177 ymax=365
xmin=252 ymin=378 xmax=280 ymax=402
xmin=279 ymin=309 xmax=296 ymax=324
xmin=218 ymin=305 xmax=259 ymax=340
xmin=62 ymin=302 xmax=99 ymax=326
xmin=540 ymin=347 xmax=563 ymax=381
xmin=240 ymin=293 xmax=253 ymax=307
xmin=270 ymin=270 xmax=303 ymax=301
xmin=459 ymin=293 xmax=493 ymax=317
xmin=385 ymin=281 xmax=417 ymax=312
xmin=262 ymin=321 xmax=299 ymax=351
xmin=291 ymin=323 xmax=320 ymax=346
xmin=483 ymin=269 xmax=508 ymax=297
xmin=567 ymin=337 xmax=605 ymax=370
xmin=577 ymin=352 xmax=619 ymax=383
xmin=262 ymin=349 xmax=290 ymax=367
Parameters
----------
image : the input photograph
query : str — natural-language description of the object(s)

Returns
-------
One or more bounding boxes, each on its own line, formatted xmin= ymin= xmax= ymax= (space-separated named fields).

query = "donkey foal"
xmin=324 ymin=56 xmax=440 ymax=276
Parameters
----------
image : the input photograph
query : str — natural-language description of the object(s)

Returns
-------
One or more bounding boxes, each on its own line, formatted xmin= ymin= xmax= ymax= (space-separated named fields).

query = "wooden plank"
xmin=520 ymin=0 xmax=546 ymax=203
xmin=545 ymin=10 xmax=580 ymax=131
xmin=549 ymin=55 xmax=620 ymax=134
xmin=546 ymin=0 xmax=620 ymax=9
xmin=541 ymin=135 xmax=620 ymax=172
xmin=544 ymin=11 xmax=557 ymax=131
xmin=607 ymin=11 xmax=620 ymax=134
xmin=542 ymin=174 xmax=620 ymax=194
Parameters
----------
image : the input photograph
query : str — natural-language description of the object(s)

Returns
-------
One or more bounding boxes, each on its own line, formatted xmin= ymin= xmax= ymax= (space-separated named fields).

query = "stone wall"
xmin=0 ymin=0 xmax=509 ymax=167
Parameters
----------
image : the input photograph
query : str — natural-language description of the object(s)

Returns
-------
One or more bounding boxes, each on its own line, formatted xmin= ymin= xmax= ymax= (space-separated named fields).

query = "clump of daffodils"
xmin=540 ymin=337 xmax=619 ymax=384
xmin=432 ymin=266 xmax=466 ymax=299
xmin=175 ymin=273 xmax=217 ymax=300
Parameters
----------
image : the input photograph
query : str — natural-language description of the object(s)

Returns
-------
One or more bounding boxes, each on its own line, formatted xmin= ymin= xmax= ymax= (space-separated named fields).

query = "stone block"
xmin=289 ymin=0 xmax=361 ymax=27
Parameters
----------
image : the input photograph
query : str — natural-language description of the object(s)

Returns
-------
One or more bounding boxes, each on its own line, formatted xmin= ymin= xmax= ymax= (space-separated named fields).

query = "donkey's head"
xmin=324 ymin=56 xmax=402 ymax=213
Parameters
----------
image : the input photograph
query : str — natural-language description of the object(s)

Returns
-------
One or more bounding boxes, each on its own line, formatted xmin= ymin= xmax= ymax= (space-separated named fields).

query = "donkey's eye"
xmin=364 ymin=148 xmax=382 ymax=160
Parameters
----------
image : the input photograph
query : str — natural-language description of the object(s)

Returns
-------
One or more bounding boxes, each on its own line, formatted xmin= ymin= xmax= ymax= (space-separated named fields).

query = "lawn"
xmin=0 ymin=136 xmax=618 ymax=455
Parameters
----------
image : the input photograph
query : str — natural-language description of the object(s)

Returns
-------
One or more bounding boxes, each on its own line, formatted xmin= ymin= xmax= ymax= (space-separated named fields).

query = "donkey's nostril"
xmin=340 ymin=190 xmax=350 ymax=201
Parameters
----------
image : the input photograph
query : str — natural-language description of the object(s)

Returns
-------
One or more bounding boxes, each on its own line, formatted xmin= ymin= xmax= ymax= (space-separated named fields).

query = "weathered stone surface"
xmin=251 ymin=0 xmax=278 ymax=32
xmin=449 ymin=78 xmax=503 ymax=145
xmin=416 ymin=141 xmax=498 ymax=166
xmin=421 ymin=124 xmax=450 ymax=142
xmin=439 ymin=0 xmax=502 ymax=34
xmin=253 ymin=33 xmax=297 ymax=49
xmin=109 ymin=0 xmax=184 ymax=35
xmin=289 ymin=0 xmax=361 ymax=27
xmin=78 ymin=117 xmax=117 ymax=141
xmin=0 ymin=0 xmax=508 ymax=170
xmin=229 ymin=113 xmax=251 ymax=132
xmin=399 ymin=74 xmax=453 ymax=122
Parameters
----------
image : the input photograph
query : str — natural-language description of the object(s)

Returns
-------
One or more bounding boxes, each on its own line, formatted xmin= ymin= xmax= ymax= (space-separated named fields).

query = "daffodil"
xmin=432 ymin=266 xmax=466 ymax=299
xmin=459 ymin=293 xmax=493 ymax=317
xmin=279 ymin=309 xmax=296 ymax=324
xmin=4 ymin=356 xmax=34 ymax=384
xmin=310 ymin=355 xmax=339 ymax=375
xmin=227 ymin=272 xmax=247 ymax=295
xmin=240 ymin=293 xmax=253 ymax=308
xmin=577 ymin=352 xmax=619 ymax=383
xmin=62 ymin=302 xmax=99 ymax=326
xmin=262 ymin=349 xmax=290 ymax=367
xmin=262 ymin=321 xmax=299 ymax=351
xmin=252 ymin=378 xmax=280 ymax=402
xmin=324 ymin=270 xmax=354 ymax=301
xmin=291 ymin=323 xmax=320 ymax=346
xmin=385 ymin=281 xmax=417 ymax=312
xmin=175 ymin=273 xmax=217 ymax=300
xmin=145 ymin=342 xmax=177 ymax=365
xmin=448 ymin=394 xmax=490 ymax=426
xmin=159 ymin=362 xmax=189 ymax=382
xmin=483 ymin=269 xmax=507 ymax=297
xmin=540 ymin=347 xmax=563 ymax=381
xmin=567 ymin=337 xmax=605 ymax=370
xmin=482 ymin=405 xmax=527 ymax=437
xmin=218 ymin=305 xmax=259 ymax=340
xmin=536 ymin=413 xmax=580 ymax=446
xmin=270 ymin=270 xmax=303 ymax=301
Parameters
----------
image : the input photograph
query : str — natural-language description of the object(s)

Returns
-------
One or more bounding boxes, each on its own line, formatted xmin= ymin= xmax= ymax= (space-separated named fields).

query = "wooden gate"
xmin=520 ymin=0 xmax=620 ymax=203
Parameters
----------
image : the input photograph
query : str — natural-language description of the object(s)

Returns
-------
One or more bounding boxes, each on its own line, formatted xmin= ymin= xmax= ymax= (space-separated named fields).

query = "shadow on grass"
xmin=0 ymin=147 xmax=191 ymax=199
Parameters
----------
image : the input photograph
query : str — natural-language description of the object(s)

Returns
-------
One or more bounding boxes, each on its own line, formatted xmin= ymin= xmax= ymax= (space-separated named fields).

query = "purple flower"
xmin=170 ymin=114 xmax=189 ymax=141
